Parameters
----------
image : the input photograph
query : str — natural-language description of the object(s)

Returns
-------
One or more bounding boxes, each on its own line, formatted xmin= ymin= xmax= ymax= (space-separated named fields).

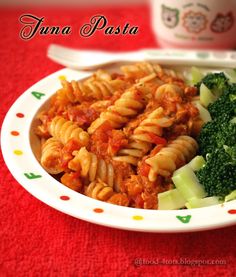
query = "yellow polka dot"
xmin=132 ymin=215 xmax=144 ymax=221
xmin=14 ymin=150 xmax=23 ymax=155
xmin=59 ymin=75 xmax=66 ymax=81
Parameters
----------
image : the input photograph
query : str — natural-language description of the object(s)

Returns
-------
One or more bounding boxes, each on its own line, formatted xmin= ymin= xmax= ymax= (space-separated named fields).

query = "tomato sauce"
xmin=90 ymin=122 xmax=129 ymax=159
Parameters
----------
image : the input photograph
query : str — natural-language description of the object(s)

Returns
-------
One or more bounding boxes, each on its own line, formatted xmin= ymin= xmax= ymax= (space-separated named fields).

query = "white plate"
xmin=1 ymin=67 xmax=236 ymax=233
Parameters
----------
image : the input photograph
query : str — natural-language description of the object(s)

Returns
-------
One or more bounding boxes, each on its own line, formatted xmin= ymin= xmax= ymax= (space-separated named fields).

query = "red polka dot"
xmin=60 ymin=195 xmax=70 ymax=201
xmin=11 ymin=131 xmax=19 ymax=136
xmin=16 ymin=113 xmax=24 ymax=118
xmin=228 ymin=209 xmax=236 ymax=214
xmin=93 ymin=208 xmax=104 ymax=213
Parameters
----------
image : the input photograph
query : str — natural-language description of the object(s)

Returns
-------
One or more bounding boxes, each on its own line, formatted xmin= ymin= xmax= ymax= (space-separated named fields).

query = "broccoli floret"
xmin=208 ymin=84 xmax=236 ymax=119
xmin=216 ymin=119 xmax=236 ymax=148
xmin=196 ymin=72 xmax=229 ymax=97
xmin=196 ymin=73 xmax=236 ymax=200
xmin=197 ymin=115 xmax=236 ymax=156
xmin=198 ymin=83 xmax=236 ymax=156
xmin=196 ymin=146 xmax=236 ymax=199
xmin=224 ymin=145 xmax=236 ymax=162
xmin=198 ymin=119 xmax=220 ymax=156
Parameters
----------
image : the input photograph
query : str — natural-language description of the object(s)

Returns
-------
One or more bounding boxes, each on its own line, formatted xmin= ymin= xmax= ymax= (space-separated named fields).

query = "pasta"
xmin=56 ymin=69 xmax=128 ymax=103
xmin=49 ymin=116 xmax=89 ymax=146
xmin=87 ymin=84 xmax=148 ymax=134
xmin=35 ymin=62 xmax=202 ymax=210
xmin=85 ymin=179 xmax=130 ymax=206
xmin=68 ymin=147 xmax=115 ymax=187
xmin=40 ymin=138 xmax=64 ymax=174
xmin=113 ymin=107 xmax=173 ymax=165
xmin=121 ymin=62 xmax=183 ymax=80
xmin=59 ymin=77 xmax=127 ymax=103
xmin=85 ymin=179 xmax=114 ymax=201
xmin=121 ymin=62 xmax=163 ymax=79
xmin=155 ymin=83 xmax=184 ymax=101
xmin=145 ymin=135 xmax=198 ymax=180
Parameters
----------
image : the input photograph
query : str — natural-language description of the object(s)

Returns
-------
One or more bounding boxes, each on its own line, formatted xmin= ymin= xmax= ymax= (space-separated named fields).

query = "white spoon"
xmin=47 ymin=43 xmax=236 ymax=70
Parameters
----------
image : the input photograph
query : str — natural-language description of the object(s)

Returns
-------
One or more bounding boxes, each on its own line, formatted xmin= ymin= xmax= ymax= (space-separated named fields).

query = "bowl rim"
xmin=1 ymin=67 xmax=236 ymax=233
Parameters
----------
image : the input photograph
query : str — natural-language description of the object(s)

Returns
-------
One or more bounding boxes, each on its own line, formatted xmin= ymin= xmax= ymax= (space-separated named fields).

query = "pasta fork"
xmin=47 ymin=44 xmax=236 ymax=70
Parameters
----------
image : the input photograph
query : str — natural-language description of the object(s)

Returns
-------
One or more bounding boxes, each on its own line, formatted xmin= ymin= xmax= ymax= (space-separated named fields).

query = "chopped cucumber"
xmin=200 ymin=83 xmax=216 ymax=107
xmin=172 ymin=165 xmax=207 ymax=201
xmin=224 ymin=69 xmax=236 ymax=83
xmin=158 ymin=189 xmax=186 ymax=210
xmin=195 ymin=102 xmax=212 ymax=123
xmin=225 ymin=190 xmax=236 ymax=202
xmin=230 ymin=117 xmax=236 ymax=124
xmin=230 ymin=94 xmax=236 ymax=102
xmin=190 ymin=67 xmax=204 ymax=85
xmin=185 ymin=196 xmax=222 ymax=209
xmin=188 ymin=156 xmax=206 ymax=172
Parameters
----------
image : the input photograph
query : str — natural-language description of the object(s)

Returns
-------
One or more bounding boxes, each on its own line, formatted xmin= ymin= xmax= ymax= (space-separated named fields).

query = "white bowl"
xmin=1 ymin=66 xmax=236 ymax=233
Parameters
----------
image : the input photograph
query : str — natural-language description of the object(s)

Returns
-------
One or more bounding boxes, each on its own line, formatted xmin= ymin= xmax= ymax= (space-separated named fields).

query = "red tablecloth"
xmin=0 ymin=4 xmax=235 ymax=276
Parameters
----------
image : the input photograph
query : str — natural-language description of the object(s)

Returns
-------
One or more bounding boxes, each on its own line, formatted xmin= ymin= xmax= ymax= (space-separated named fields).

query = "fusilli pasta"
xmin=113 ymin=107 xmax=173 ymax=165
xmin=155 ymin=83 xmax=184 ymax=101
xmin=87 ymin=85 xmax=148 ymax=134
xmin=121 ymin=62 xmax=184 ymax=81
xmin=68 ymin=147 xmax=115 ymax=187
xmin=49 ymin=116 xmax=89 ymax=146
xmin=85 ymin=179 xmax=129 ymax=206
xmin=121 ymin=62 xmax=163 ymax=79
xmin=40 ymin=138 xmax=64 ymax=174
xmin=35 ymin=62 xmax=203 ymax=210
xmin=56 ymin=69 xmax=128 ymax=103
xmin=145 ymin=135 xmax=198 ymax=180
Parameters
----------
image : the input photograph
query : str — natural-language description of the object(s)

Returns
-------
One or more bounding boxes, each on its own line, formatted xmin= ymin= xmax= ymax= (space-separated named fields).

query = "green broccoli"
xmin=224 ymin=145 xmax=236 ymax=162
xmin=196 ymin=72 xmax=229 ymax=97
xmin=197 ymin=82 xmax=236 ymax=156
xmin=208 ymin=84 xmax=236 ymax=119
xmin=216 ymin=118 xmax=236 ymax=148
xmin=197 ymin=115 xmax=236 ymax=156
xmin=196 ymin=145 xmax=236 ymax=199
xmin=197 ymin=119 xmax=219 ymax=156
xmin=196 ymin=72 xmax=236 ymax=200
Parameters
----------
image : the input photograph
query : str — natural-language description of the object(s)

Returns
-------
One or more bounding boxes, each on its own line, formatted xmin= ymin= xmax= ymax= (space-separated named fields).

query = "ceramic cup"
xmin=151 ymin=0 xmax=236 ymax=49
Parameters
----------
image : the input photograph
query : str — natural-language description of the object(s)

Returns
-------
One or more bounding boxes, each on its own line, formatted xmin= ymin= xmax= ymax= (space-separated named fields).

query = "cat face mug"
xmin=151 ymin=0 xmax=236 ymax=49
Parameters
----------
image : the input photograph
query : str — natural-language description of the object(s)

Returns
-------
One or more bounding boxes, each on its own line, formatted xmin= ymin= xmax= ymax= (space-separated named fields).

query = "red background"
xmin=0 ymin=4 xmax=235 ymax=276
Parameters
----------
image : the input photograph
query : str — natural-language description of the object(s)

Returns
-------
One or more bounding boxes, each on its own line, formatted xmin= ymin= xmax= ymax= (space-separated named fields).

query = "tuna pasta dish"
xmin=34 ymin=62 xmax=236 ymax=210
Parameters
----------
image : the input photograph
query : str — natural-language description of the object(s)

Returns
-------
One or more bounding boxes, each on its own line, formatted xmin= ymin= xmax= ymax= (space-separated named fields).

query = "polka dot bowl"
xmin=1 ymin=67 xmax=236 ymax=233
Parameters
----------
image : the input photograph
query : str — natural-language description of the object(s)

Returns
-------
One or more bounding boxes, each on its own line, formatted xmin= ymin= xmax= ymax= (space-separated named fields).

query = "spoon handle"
xmin=141 ymin=49 xmax=236 ymax=68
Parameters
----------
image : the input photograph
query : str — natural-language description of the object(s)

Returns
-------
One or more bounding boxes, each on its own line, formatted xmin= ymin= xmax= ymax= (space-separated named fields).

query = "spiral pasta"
xmin=87 ymin=85 xmax=148 ymax=134
xmin=40 ymin=138 xmax=64 ymax=174
xmin=68 ymin=147 xmax=115 ymax=187
xmin=121 ymin=62 xmax=163 ymax=80
xmin=85 ymin=179 xmax=129 ymax=206
xmin=155 ymin=83 xmax=184 ymax=101
xmin=68 ymin=79 xmax=125 ymax=102
xmin=90 ymin=69 xmax=113 ymax=82
xmin=145 ymin=135 xmax=198 ymax=180
xmin=161 ymin=68 xmax=184 ymax=79
xmin=49 ymin=116 xmax=89 ymax=146
xmin=57 ymin=70 xmax=127 ymax=104
xmin=113 ymin=107 xmax=173 ymax=165
xmin=35 ymin=62 xmax=204 ymax=210
xmin=121 ymin=62 xmax=184 ymax=81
